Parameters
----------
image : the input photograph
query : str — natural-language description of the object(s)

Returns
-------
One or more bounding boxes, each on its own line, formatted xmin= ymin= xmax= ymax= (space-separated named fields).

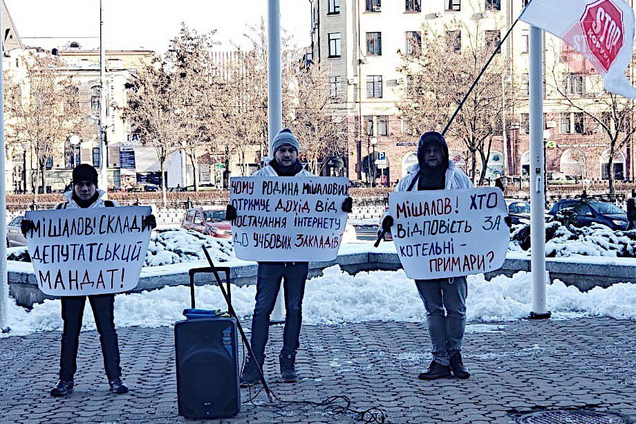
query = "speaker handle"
xmin=201 ymin=246 xmax=275 ymax=403
xmin=188 ymin=267 xmax=231 ymax=309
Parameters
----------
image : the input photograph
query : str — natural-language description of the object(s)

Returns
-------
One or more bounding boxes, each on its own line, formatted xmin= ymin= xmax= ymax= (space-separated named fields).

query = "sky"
xmin=5 ymin=0 xmax=312 ymax=54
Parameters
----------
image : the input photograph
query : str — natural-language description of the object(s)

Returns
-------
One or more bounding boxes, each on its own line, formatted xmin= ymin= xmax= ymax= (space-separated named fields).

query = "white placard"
xmin=25 ymin=206 xmax=152 ymax=296
xmin=230 ymin=177 xmax=349 ymax=262
xmin=389 ymin=188 xmax=509 ymax=280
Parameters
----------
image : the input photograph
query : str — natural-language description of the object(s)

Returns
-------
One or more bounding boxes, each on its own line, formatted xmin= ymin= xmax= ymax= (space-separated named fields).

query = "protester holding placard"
xmin=382 ymin=132 xmax=474 ymax=380
xmin=226 ymin=128 xmax=352 ymax=386
xmin=21 ymin=164 xmax=156 ymax=397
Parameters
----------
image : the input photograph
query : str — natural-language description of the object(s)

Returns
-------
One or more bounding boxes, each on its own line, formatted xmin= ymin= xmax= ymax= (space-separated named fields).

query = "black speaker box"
xmin=174 ymin=316 xmax=240 ymax=419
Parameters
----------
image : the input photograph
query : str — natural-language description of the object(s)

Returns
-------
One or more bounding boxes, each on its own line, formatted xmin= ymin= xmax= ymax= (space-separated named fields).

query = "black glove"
xmin=342 ymin=197 xmax=353 ymax=213
xmin=21 ymin=219 xmax=35 ymax=236
xmin=225 ymin=204 xmax=237 ymax=221
xmin=504 ymin=216 xmax=512 ymax=228
xmin=381 ymin=216 xmax=394 ymax=232
xmin=142 ymin=214 xmax=157 ymax=231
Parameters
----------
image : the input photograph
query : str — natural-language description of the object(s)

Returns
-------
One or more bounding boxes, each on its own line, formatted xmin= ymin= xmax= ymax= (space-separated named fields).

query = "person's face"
xmin=274 ymin=144 xmax=298 ymax=167
xmin=422 ymin=144 xmax=445 ymax=168
xmin=74 ymin=180 xmax=96 ymax=200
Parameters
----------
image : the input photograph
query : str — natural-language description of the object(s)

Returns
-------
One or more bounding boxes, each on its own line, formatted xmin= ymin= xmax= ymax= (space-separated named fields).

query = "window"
xmin=486 ymin=0 xmax=501 ymax=10
xmin=520 ymin=113 xmax=530 ymax=134
xmin=367 ymin=75 xmax=383 ymax=98
xmin=329 ymin=76 xmax=345 ymax=100
xmin=90 ymin=86 xmax=101 ymax=111
xmin=573 ymin=112 xmax=584 ymax=134
xmin=378 ymin=116 xmax=389 ymax=136
xmin=560 ymin=113 xmax=572 ymax=134
xmin=93 ymin=147 xmax=101 ymax=167
xmin=366 ymin=0 xmax=381 ymax=12
xmin=328 ymin=33 xmax=341 ymax=58
xmin=522 ymin=73 xmax=530 ymax=96
xmin=446 ymin=30 xmax=461 ymax=53
xmin=406 ymin=31 xmax=422 ymax=55
xmin=564 ymin=74 xmax=585 ymax=96
xmin=521 ymin=30 xmax=529 ymax=53
xmin=405 ymin=0 xmax=421 ymax=12
xmin=364 ymin=116 xmax=375 ymax=136
xmin=45 ymin=157 xmax=53 ymax=170
xmin=446 ymin=0 xmax=461 ymax=11
xmin=367 ymin=32 xmax=382 ymax=56
xmin=485 ymin=30 xmax=501 ymax=53
xmin=328 ymin=0 xmax=340 ymax=14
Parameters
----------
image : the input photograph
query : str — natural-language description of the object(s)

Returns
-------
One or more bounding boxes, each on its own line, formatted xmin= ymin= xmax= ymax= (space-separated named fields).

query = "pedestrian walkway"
xmin=0 ymin=317 xmax=634 ymax=423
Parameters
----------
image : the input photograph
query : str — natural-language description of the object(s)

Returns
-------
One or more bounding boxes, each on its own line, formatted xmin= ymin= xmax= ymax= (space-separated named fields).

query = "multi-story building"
xmin=310 ymin=0 xmax=635 ymax=186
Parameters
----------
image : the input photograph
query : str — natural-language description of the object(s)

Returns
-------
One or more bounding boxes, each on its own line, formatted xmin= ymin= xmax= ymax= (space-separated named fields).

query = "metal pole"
xmin=268 ymin=0 xmax=285 ymax=323
xmin=0 ymin=7 xmax=9 ymax=330
xmin=502 ymin=74 xmax=508 ymax=180
xmin=99 ymin=0 xmax=108 ymax=192
xmin=529 ymin=26 xmax=550 ymax=319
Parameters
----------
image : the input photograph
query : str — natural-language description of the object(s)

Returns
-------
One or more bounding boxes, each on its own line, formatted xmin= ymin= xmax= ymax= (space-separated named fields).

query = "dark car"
xmin=547 ymin=199 xmax=629 ymax=230
xmin=506 ymin=199 xmax=531 ymax=225
xmin=6 ymin=215 xmax=27 ymax=247
xmin=181 ymin=207 xmax=232 ymax=239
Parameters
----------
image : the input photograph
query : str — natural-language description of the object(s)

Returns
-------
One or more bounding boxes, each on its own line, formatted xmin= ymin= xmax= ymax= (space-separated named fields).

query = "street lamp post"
xmin=370 ymin=137 xmax=377 ymax=187
xmin=21 ymin=143 xmax=28 ymax=194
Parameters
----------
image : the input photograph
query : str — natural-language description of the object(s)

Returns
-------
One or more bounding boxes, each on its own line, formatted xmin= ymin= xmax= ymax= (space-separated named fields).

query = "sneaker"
xmin=279 ymin=352 xmax=298 ymax=383
xmin=449 ymin=352 xmax=470 ymax=379
xmin=418 ymin=361 xmax=451 ymax=380
xmin=240 ymin=357 xmax=263 ymax=387
xmin=109 ymin=377 xmax=129 ymax=394
xmin=50 ymin=380 xmax=74 ymax=397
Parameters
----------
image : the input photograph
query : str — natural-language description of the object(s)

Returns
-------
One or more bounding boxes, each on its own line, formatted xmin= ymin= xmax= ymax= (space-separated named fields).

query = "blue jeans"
xmin=415 ymin=277 xmax=467 ymax=367
xmin=249 ymin=262 xmax=309 ymax=362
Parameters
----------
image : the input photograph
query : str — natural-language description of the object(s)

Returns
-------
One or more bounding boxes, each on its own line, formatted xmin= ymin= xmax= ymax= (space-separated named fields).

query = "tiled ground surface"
xmin=1 ymin=317 xmax=634 ymax=424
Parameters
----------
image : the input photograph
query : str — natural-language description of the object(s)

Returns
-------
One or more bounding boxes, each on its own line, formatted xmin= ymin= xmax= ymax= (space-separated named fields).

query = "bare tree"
xmin=550 ymin=66 xmax=636 ymax=195
xmin=123 ymin=56 xmax=184 ymax=206
xmin=4 ymin=52 xmax=84 ymax=201
xmin=397 ymin=18 xmax=510 ymax=184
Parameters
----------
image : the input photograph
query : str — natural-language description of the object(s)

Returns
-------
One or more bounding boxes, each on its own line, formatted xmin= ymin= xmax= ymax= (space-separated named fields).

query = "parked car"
xmin=181 ymin=207 xmax=232 ymax=239
xmin=506 ymin=199 xmax=531 ymax=225
xmin=6 ymin=215 xmax=27 ymax=247
xmin=547 ymin=199 xmax=629 ymax=230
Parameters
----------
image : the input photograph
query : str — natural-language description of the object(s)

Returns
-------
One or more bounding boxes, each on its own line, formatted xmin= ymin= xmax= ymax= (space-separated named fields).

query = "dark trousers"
xmin=59 ymin=294 xmax=122 ymax=382
xmin=249 ymin=262 xmax=309 ymax=361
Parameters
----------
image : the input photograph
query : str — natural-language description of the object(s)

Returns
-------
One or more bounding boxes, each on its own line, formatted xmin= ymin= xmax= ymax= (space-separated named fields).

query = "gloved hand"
xmin=504 ymin=216 xmax=512 ymax=228
xmin=142 ymin=214 xmax=157 ymax=231
xmin=225 ymin=204 xmax=237 ymax=221
xmin=21 ymin=219 xmax=35 ymax=236
xmin=381 ymin=216 xmax=394 ymax=232
xmin=341 ymin=197 xmax=353 ymax=213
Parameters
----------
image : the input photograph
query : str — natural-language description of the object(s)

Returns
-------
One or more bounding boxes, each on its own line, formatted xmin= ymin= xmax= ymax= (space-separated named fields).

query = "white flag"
xmin=521 ymin=0 xmax=636 ymax=98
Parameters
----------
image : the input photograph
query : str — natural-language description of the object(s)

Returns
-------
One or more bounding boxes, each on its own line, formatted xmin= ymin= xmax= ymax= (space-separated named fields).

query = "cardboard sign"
xmin=389 ymin=188 xmax=509 ymax=280
xmin=230 ymin=177 xmax=349 ymax=262
xmin=25 ymin=206 xmax=152 ymax=296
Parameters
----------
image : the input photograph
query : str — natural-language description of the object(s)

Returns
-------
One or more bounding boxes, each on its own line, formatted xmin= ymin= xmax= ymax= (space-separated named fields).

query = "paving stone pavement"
xmin=1 ymin=317 xmax=635 ymax=424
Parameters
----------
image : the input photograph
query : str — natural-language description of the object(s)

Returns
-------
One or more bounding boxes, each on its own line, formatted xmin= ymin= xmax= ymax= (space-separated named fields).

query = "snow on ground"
xmin=3 ymin=266 xmax=635 ymax=338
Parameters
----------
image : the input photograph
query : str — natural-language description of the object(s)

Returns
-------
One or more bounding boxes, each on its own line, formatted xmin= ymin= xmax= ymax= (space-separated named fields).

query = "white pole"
xmin=529 ymin=26 xmax=550 ymax=319
xmin=99 ymin=0 xmax=108 ymax=192
xmin=268 ymin=0 xmax=285 ymax=323
xmin=0 ymin=8 xmax=9 ymax=330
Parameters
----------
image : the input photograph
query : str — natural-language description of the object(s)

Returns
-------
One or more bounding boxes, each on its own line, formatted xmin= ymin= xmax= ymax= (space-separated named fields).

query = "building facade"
xmin=310 ymin=0 xmax=635 ymax=186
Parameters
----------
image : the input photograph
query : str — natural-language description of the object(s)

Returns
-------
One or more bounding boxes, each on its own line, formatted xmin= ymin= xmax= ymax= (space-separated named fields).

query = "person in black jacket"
xmin=21 ymin=164 xmax=156 ymax=397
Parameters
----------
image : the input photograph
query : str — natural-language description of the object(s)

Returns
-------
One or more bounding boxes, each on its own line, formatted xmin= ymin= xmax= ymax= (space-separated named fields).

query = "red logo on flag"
xmin=580 ymin=0 xmax=624 ymax=73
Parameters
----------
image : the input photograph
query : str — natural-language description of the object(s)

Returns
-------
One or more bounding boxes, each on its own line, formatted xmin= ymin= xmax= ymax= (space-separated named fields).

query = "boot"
xmin=50 ymin=380 xmax=74 ymax=397
xmin=449 ymin=352 xmax=470 ymax=379
xmin=279 ymin=352 xmax=298 ymax=383
xmin=109 ymin=377 xmax=129 ymax=394
xmin=240 ymin=356 xmax=264 ymax=387
xmin=418 ymin=361 xmax=451 ymax=380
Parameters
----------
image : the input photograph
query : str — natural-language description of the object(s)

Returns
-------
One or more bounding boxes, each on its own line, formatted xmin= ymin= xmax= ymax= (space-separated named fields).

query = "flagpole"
xmin=0 ymin=7 xmax=9 ymax=330
xmin=529 ymin=25 xmax=550 ymax=320
xmin=267 ymin=0 xmax=285 ymax=323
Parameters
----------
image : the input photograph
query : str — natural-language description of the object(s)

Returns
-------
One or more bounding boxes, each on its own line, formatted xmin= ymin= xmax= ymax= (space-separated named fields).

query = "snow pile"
xmin=3 ymin=266 xmax=635 ymax=337
xmin=511 ymin=221 xmax=636 ymax=258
